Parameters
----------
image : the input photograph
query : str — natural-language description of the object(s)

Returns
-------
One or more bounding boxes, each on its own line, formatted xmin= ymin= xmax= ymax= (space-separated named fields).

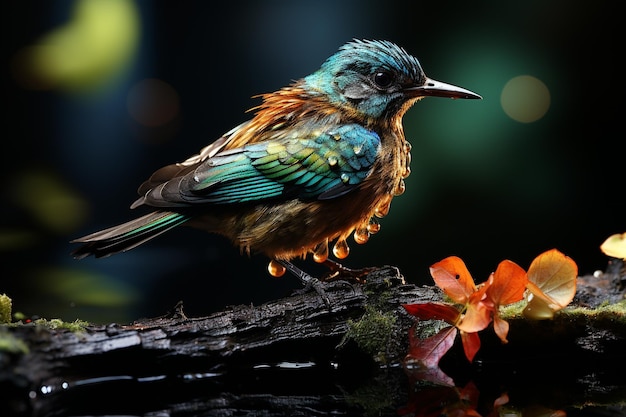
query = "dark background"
xmin=2 ymin=1 xmax=623 ymax=323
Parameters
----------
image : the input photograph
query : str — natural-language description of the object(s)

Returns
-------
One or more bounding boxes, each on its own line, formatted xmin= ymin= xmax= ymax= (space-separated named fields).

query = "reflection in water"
xmin=399 ymin=373 xmax=567 ymax=417
xmin=17 ymin=356 xmax=625 ymax=417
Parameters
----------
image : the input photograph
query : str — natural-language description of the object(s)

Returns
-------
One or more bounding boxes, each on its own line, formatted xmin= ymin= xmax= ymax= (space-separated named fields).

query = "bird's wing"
xmin=139 ymin=123 xmax=381 ymax=207
xmin=134 ymin=122 xmax=248 ymax=201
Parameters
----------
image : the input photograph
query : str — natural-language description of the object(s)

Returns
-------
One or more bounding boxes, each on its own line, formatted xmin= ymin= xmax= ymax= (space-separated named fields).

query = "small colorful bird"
xmin=72 ymin=39 xmax=481 ymax=288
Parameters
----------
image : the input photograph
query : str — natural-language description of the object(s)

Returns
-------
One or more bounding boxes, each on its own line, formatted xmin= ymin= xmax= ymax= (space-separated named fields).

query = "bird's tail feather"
xmin=71 ymin=211 xmax=190 ymax=259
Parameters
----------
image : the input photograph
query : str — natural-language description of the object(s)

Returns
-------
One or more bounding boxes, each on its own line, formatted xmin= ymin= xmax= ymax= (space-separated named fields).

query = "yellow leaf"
xmin=523 ymin=249 xmax=577 ymax=320
xmin=523 ymin=288 xmax=560 ymax=320
xmin=600 ymin=232 xmax=626 ymax=259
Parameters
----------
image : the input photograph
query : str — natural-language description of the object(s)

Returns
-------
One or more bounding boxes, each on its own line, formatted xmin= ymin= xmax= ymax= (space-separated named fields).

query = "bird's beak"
xmin=406 ymin=77 xmax=482 ymax=100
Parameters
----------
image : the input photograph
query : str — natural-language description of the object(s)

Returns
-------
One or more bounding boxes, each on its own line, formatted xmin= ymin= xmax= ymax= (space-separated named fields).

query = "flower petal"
xmin=493 ymin=315 xmax=510 ymax=343
xmin=430 ymin=256 xmax=476 ymax=304
xmin=487 ymin=260 xmax=527 ymax=306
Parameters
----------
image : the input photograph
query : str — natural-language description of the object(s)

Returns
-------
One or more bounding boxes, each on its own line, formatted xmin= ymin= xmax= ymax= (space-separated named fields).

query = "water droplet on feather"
xmin=374 ymin=195 xmax=392 ymax=218
xmin=354 ymin=226 xmax=370 ymax=244
xmin=333 ymin=239 xmax=350 ymax=259
xmin=268 ymin=259 xmax=286 ymax=277
xmin=367 ymin=219 xmax=380 ymax=234
xmin=394 ymin=180 xmax=406 ymax=195
xmin=313 ymin=239 xmax=329 ymax=263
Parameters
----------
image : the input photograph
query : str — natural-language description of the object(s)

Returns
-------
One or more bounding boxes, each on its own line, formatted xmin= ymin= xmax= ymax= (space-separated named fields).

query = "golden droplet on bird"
xmin=367 ymin=219 xmax=381 ymax=234
xmin=340 ymin=173 xmax=350 ymax=183
xmin=374 ymin=195 xmax=392 ymax=218
xmin=267 ymin=259 xmax=286 ymax=277
xmin=328 ymin=155 xmax=339 ymax=166
xmin=353 ymin=225 xmax=370 ymax=244
xmin=394 ymin=179 xmax=406 ymax=196
xmin=333 ymin=238 xmax=350 ymax=259
xmin=313 ymin=239 xmax=329 ymax=263
xmin=403 ymin=141 xmax=412 ymax=178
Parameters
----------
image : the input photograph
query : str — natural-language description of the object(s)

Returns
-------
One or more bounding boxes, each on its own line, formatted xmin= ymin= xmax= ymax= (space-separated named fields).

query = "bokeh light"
xmin=10 ymin=170 xmax=88 ymax=235
xmin=501 ymin=75 xmax=551 ymax=123
xmin=35 ymin=267 xmax=140 ymax=323
xmin=12 ymin=0 xmax=139 ymax=94
xmin=36 ymin=267 xmax=139 ymax=307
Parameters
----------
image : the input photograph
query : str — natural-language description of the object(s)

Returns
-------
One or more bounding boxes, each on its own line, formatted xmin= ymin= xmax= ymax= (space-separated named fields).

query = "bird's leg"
xmin=277 ymin=259 xmax=332 ymax=306
xmin=320 ymin=259 xmax=374 ymax=284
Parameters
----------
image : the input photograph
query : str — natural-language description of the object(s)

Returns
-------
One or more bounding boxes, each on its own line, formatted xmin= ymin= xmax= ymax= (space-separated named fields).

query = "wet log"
xmin=1 ymin=262 xmax=625 ymax=417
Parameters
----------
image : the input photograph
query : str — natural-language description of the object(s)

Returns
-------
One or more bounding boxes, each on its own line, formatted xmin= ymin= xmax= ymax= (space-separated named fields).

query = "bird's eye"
xmin=373 ymin=71 xmax=394 ymax=89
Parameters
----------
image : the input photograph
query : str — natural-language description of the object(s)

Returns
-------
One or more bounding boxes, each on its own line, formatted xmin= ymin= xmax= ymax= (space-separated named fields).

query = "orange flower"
xmin=429 ymin=256 xmax=527 ymax=358
xmin=404 ymin=250 xmax=575 ymax=365
xmin=485 ymin=260 xmax=527 ymax=343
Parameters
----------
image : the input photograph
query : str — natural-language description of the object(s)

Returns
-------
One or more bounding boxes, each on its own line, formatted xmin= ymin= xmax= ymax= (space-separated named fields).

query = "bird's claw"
xmin=276 ymin=258 xmax=374 ymax=309
xmin=321 ymin=259 xmax=374 ymax=284
xmin=277 ymin=260 xmax=334 ymax=308
xmin=294 ymin=277 xmax=332 ymax=307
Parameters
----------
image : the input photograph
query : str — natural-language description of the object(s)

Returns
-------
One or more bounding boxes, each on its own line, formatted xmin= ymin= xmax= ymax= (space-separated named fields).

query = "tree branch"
xmin=2 ymin=263 xmax=625 ymax=416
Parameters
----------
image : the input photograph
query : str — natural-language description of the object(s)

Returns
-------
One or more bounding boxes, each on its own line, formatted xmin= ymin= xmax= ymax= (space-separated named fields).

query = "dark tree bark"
xmin=1 ymin=262 xmax=625 ymax=417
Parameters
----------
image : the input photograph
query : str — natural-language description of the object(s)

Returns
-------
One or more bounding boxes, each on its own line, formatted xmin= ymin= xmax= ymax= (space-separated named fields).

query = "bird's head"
xmin=304 ymin=39 xmax=481 ymax=120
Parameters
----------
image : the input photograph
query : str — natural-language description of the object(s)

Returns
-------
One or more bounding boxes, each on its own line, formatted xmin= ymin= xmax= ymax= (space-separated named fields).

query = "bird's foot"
xmin=277 ymin=259 xmax=331 ymax=306
xmin=278 ymin=260 xmax=353 ymax=308
xmin=320 ymin=259 xmax=374 ymax=284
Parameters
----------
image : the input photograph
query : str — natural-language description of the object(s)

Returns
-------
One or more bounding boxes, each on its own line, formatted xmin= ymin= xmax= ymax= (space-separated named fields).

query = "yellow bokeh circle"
xmin=501 ymin=75 xmax=550 ymax=123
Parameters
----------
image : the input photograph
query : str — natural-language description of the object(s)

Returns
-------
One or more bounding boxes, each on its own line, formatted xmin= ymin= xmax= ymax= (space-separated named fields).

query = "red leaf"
xmin=407 ymin=325 xmax=457 ymax=369
xmin=404 ymin=360 xmax=455 ymax=388
xmin=458 ymin=381 xmax=481 ymax=415
xmin=398 ymin=385 xmax=462 ymax=417
xmin=405 ymin=326 xmax=457 ymax=386
xmin=493 ymin=315 xmax=510 ymax=344
xmin=429 ymin=256 xmax=476 ymax=304
xmin=403 ymin=302 xmax=461 ymax=324
xmin=461 ymin=330 xmax=481 ymax=362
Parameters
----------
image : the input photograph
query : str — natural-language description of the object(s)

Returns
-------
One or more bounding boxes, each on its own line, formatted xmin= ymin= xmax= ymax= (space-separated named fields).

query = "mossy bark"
xmin=1 ymin=263 xmax=624 ymax=417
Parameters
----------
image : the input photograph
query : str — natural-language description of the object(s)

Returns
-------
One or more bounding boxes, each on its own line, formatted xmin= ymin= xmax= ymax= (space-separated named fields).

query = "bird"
xmin=71 ymin=39 xmax=481 ymax=290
